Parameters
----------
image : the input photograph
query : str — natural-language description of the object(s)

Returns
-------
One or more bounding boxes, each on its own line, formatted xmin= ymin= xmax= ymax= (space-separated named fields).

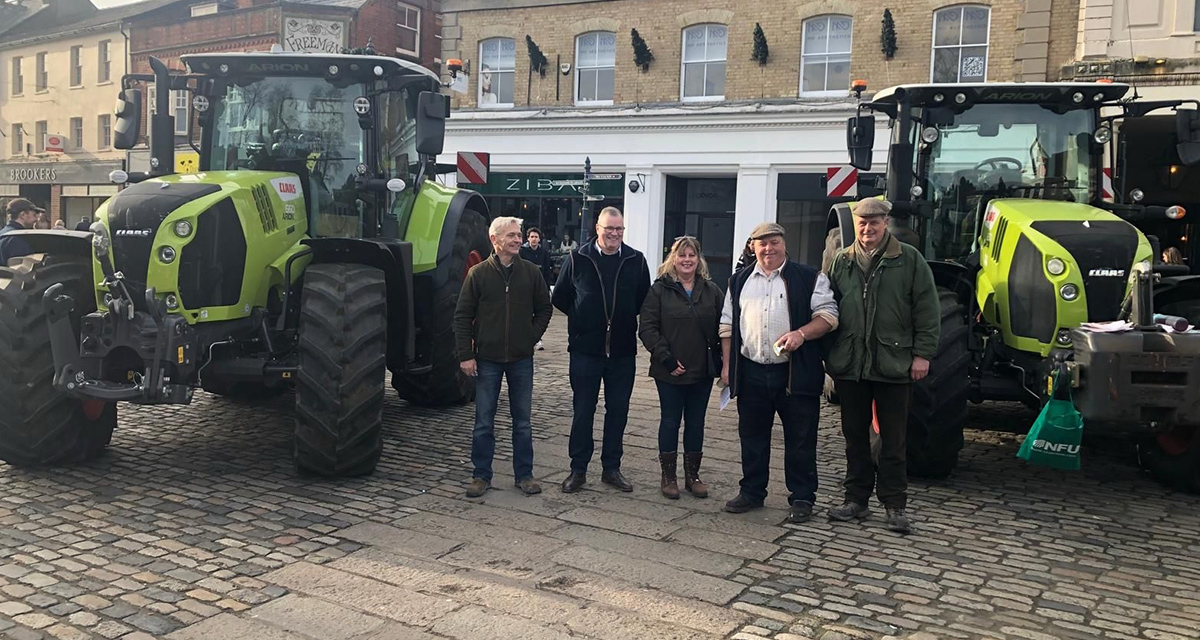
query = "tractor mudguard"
xmin=2 ymin=230 xmax=95 ymax=259
xmin=302 ymin=237 xmax=416 ymax=370
xmin=828 ymin=202 xmax=854 ymax=249
xmin=432 ymin=189 xmax=489 ymax=289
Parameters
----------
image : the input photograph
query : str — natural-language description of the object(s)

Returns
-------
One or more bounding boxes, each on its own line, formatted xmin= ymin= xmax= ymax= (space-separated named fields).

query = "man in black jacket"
xmin=0 ymin=199 xmax=43 ymax=265
xmin=553 ymin=207 xmax=651 ymax=493
xmin=519 ymin=227 xmax=553 ymax=351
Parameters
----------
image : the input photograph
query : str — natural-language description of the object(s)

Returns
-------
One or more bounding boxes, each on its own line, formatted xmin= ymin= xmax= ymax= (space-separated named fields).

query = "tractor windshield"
xmin=915 ymin=104 xmax=1095 ymax=261
xmin=208 ymin=77 xmax=369 ymax=238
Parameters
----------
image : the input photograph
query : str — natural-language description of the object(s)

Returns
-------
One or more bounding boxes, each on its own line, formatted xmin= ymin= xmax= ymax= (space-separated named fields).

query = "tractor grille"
xmin=178 ymin=197 xmax=247 ymax=311
xmin=1008 ymin=235 xmax=1057 ymax=343
xmin=990 ymin=217 xmax=1009 ymax=261
xmin=252 ymin=184 xmax=278 ymax=234
xmin=1032 ymin=220 xmax=1140 ymax=322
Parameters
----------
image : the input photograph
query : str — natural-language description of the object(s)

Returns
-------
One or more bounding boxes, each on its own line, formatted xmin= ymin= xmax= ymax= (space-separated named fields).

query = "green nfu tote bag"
xmin=1017 ymin=371 xmax=1083 ymax=471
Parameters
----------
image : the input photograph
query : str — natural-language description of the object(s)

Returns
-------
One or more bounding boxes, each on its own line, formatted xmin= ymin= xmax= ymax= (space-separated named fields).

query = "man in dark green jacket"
xmin=825 ymin=198 xmax=940 ymax=534
xmin=454 ymin=216 xmax=554 ymax=498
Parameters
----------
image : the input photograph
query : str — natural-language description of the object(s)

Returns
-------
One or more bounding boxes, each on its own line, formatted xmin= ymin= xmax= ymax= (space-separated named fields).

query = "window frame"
xmin=574 ymin=31 xmax=616 ymax=106
xmin=396 ymin=2 xmax=421 ymax=57
xmin=35 ymin=52 xmax=47 ymax=92
xmin=12 ymin=57 xmax=23 ymax=96
xmin=98 ymin=114 xmax=111 ymax=149
xmin=930 ymin=4 xmax=992 ymax=83
xmin=35 ymin=120 xmax=47 ymax=153
xmin=477 ymin=37 xmax=516 ymax=109
xmin=799 ymin=15 xmax=853 ymax=97
xmin=70 ymin=45 xmax=83 ymax=87
xmin=70 ymin=117 xmax=84 ymax=150
xmin=11 ymin=124 xmax=22 ymax=156
xmin=680 ymin=23 xmax=728 ymax=103
xmin=173 ymin=90 xmax=189 ymax=135
xmin=98 ymin=40 xmax=111 ymax=83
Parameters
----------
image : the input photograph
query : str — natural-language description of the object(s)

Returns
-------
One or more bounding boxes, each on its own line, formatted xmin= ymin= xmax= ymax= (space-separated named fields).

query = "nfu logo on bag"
xmin=1031 ymin=439 xmax=1080 ymax=455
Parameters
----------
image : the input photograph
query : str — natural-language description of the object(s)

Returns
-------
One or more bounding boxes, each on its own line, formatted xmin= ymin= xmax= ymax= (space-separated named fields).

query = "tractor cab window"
xmin=915 ymin=104 xmax=1094 ymax=261
xmin=209 ymin=77 xmax=368 ymax=238
xmin=378 ymin=83 xmax=422 ymax=238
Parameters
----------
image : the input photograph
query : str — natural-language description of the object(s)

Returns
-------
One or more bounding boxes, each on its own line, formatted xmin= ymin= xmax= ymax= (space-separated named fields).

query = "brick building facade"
xmin=438 ymin=0 xmax=1082 ymax=277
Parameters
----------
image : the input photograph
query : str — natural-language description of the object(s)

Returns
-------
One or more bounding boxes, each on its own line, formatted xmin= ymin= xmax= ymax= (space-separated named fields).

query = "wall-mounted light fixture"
xmin=628 ymin=173 xmax=646 ymax=193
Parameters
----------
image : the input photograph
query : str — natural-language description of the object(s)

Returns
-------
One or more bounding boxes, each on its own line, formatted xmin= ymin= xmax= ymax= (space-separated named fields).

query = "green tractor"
xmin=0 ymin=52 xmax=493 ymax=476
xmin=833 ymin=82 xmax=1200 ymax=492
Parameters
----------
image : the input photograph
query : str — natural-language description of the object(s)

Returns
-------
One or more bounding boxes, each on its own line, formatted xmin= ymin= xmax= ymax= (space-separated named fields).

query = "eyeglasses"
xmin=600 ymin=226 xmax=625 ymax=233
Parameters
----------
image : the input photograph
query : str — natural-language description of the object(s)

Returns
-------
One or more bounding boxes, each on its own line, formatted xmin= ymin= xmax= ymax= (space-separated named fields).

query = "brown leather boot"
xmin=659 ymin=452 xmax=679 ymax=499
xmin=683 ymin=451 xmax=708 ymax=498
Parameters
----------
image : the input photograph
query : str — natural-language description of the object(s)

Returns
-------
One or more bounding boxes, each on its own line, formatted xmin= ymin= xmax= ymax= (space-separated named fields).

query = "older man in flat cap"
xmin=824 ymin=198 xmax=939 ymax=534
xmin=719 ymin=222 xmax=839 ymax=523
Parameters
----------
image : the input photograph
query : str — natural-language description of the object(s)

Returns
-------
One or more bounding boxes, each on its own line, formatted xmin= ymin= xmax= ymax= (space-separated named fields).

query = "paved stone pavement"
xmin=2 ymin=316 xmax=1200 ymax=640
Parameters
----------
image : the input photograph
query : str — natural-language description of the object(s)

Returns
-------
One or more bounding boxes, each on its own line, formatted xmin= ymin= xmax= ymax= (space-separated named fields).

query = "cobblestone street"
xmin=2 ymin=316 xmax=1199 ymax=640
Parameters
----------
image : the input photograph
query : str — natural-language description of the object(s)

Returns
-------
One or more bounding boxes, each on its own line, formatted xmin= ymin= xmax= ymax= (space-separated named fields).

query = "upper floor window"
xmin=149 ymin=84 xmax=190 ymax=135
xmin=36 ymin=52 xmax=47 ymax=92
xmin=576 ymin=31 xmax=616 ymax=105
xmin=801 ymin=15 xmax=853 ymax=96
xmin=11 ymin=124 xmax=22 ymax=156
xmin=682 ymin=24 xmax=727 ymax=101
xmin=932 ymin=5 xmax=990 ymax=83
xmin=99 ymin=40 xmax=111 ymax=83
xmin=71 ymin=117 xmax=84 ymax=150
xmin=70 ymin=46 xmax=83 ymax=87
xmin=479 ymin=37 xmax=516 ymax=107
xmin=98 ymin=114 xmax=111 ymax=149
xmin=397 ymin=2 xmax=420 ymax=57
xmin=35 ymin=121 xmax=46 ymax=153
xmin=11 ymin=57 xmax=23 ymax=95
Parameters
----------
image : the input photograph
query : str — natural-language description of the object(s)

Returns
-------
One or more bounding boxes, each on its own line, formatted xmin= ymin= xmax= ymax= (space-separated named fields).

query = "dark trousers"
xmin=569 ymin=353 xmax=636 ymax=473
xmin=835 ymin=378 xmax=910 ymax=509
xmin=736 ymin=358 xmax=820 ymax=506
xmin=471 ymin=358 xmax=535 ymax=482
xmin=654 ymin=379 xmax=713 ymax=453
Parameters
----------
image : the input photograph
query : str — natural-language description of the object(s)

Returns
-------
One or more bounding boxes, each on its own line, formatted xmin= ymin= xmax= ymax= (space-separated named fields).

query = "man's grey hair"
xmin=489 ymin=216 xmax=523 ymax=237
xmin=598 ymin=206 xmax=623 ymax=220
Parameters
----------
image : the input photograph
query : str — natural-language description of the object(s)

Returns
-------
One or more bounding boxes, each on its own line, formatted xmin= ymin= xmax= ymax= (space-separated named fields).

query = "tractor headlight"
xmin=1072 ymin=92 xmax=1085 ymax=103
xmin=1047 ymin=257 xmax=1066 ymax=276
xmin=921 ymin=127 xmax=940 ymax=143
xmin=1093 ymin=126 xmax=1112 ymax=144
xmin=1166 ymin=205 xmax=1186 ymax=220
xmin=1060 ymin=283 xmax=1080 ymax=301
xmin=955 ymin=93 xmax=967 ymax=104
xmin=1056 ymin=329 xmax=1073 ymax=345
xmin=174 ymin=220 xmax=193 ymax=237
xmin=910 ymin=185 xmax=924 ymax=197
xmin=159 ymin=246 xmax=177 ymax=264
xmin=1131 ymin=188 xmax=1145 ymax=202
xmin=165 ymin=294 xmax=179 ymax=310
xmin=90 ymin=221 xmax=111 ymax=257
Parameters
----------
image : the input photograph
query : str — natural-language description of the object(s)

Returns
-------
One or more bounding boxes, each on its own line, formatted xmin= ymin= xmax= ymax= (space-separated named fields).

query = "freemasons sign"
xmin=281 ymin=17 xmax=347 ymax=54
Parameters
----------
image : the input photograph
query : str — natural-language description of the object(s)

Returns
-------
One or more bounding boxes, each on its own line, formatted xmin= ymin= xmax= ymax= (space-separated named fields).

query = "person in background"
xmin=734 ymin=236 xmax=755 ymax=271
xmin=639 ymin=236 xmax=722 ymax=499
xmin=0 ymin=199 xmax=44 ymax=265
xmin=52 ymin=219 xmax=66 ymax=230
xmin=553 ymin=206 xmax=651 ymax=493
xmin=1163 ymin=246 xmax=1184 ymax=265
xmin=34 ymin=211 xmax=51 ymax=230
xmin=75 ymin=216 xmax=92 ymax=232
xmin=454 ymin=216 xmax=554 ymax=498
xmin=559 ymin=234 xmax=578 ymax=254
xmin=824 ymin=198 xmax=940 ymax=535
xmin=720 ymin=223 xmax=839 ymax=523
xmin=520 ymin=227 xmax=554 ymax=351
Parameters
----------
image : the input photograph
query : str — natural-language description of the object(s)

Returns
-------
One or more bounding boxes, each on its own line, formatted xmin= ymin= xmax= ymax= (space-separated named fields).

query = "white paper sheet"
xmin=719 ymin=385 xmax=731 ymax=411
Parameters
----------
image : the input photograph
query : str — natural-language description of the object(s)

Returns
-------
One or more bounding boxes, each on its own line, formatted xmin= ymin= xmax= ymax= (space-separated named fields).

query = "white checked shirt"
xmin=720 ymin=262 xmax=839 ymax=365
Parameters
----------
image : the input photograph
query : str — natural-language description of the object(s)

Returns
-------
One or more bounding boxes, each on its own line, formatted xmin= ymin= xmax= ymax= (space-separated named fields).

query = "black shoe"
xmin=561 ymin=472 xmax=586 ymax=493
xmin=828 ymin=501 xmax=870 ymax=522
xmin=886 ymin=508 xmax=912 ymax=534
xmin=723 ymin=493 xmax=764 ymax=513
xmin=601 ymin=470 xmax=633 ymax=492
xmin=787 ymin=501 xmax=813 ymax=523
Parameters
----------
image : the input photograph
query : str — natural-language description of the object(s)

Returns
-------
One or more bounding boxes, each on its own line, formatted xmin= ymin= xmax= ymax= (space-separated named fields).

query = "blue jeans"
xmin=471 ymin=357 xmax=535 ymax=483
xmin=568 ymin=353 xmax=636 ymax=473
xmin=655 ymin=379 xmax=713 ymax=453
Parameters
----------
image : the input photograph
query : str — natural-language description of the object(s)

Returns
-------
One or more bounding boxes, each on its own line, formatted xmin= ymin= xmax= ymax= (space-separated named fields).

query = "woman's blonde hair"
xmin=657 ymin=236 xmax=710 ymax=281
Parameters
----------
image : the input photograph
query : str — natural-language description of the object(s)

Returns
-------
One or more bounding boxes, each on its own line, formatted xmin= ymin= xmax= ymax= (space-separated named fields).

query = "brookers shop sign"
xmin=0 ymin=162 xmax=124 ymax=184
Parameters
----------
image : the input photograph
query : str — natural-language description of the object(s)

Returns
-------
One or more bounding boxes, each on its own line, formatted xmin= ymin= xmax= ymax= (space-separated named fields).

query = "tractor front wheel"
xmin=293 ymin=263 xmax=387 ymax=477
xmin=0 ymin=254 xmax=117 ymax=466
xmin=1138 ymin=427 xmax=1200 ymax=494
xmin=906 ymin=287 xmax=970 ymax=478
xmin=393 ymin=209 xmax=491 ymax=406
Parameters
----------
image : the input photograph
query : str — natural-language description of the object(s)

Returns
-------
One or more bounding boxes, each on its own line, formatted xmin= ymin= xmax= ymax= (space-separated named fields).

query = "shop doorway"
xmin=664 ymin=176 xmax=737 ymax=289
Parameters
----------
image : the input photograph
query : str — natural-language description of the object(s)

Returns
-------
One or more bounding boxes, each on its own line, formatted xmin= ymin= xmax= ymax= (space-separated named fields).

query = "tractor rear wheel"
xmin=1138 ymin=427 xmax=1200 ymax=494
xmin=293 ymin=263 xmax=387 ymax=477
xmin=906 ymin=288 xmax=970 ymax=478
xmin=0 ymin=254 xmax=117 ymax=466
xmin=393 ymin=209 xmax=491 ymax=406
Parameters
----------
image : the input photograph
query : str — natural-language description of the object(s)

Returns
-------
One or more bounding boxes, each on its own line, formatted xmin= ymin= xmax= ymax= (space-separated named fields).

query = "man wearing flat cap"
xmin=824 ymin=198 xmax=939 ymax=534
xmin=719 ymin=222 xmax=839 ymax=523
xmin=0 ymin=199 xmax=44 ymax=265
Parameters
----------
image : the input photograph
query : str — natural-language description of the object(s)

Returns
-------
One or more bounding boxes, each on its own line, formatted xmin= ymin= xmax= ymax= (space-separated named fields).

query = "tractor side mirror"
xmin=847 ymin=115 xmax=875 ymax=171
xmin=113 ymin=89 xmax=142 ymax=150
xmin=416 ymin=91 xmax=451 ymax=156
xmin=1175 ymin=109 xmax=1200 ymax=165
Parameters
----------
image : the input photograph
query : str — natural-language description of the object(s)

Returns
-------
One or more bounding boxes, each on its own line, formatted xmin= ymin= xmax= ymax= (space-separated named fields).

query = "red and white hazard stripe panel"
xmin=827 ymin=166 xmax=858 ymax=198
xmin=1101 ymin=167 xmax=1114 ymax=201
xmin=456 ymin=151 xmax=490 ymax=185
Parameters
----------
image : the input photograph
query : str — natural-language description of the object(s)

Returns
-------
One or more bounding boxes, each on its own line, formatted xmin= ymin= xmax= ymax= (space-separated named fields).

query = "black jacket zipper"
xmin=584 ymin=248 xmax=632 ymax=357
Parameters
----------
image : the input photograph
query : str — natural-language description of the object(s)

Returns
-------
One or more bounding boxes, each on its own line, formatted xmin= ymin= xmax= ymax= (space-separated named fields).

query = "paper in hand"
xmin=719 ymin=385 xmax=731 ymax=411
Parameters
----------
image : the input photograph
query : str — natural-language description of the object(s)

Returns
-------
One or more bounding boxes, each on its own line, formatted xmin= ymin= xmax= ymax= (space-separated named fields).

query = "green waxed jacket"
xmin=825 ymin=234 xmax=941 ymax=384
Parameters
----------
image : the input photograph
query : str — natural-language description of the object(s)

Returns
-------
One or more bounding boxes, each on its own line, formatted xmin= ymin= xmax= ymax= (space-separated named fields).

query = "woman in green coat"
xmin=639 ymin=236 xmax=723 ymax=499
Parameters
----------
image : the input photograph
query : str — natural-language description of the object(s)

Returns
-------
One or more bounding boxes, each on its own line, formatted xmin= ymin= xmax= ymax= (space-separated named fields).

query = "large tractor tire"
xmin=1138 ymin=428 xmax=1200 ymax=494
xmin=906 ymin=288 xmax=970 ymax=478
xmin=0 ymin=254 xmax=117 ymax=465
xmin=392 ymin=209 xmax=491 ymax=406
xmin=293 ymin=263 xmax=387 ymax=477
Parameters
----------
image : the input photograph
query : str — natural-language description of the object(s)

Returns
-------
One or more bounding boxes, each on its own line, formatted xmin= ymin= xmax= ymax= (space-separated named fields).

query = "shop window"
xmin=932 ymin=5 xmax=990 ymax=83
xmin=98 ymin=114 xmax=111 ymax=149
xmin=35 ymin=121 xmax=46 ymax=153
xmin=478 ymin=38 xmax=515 ymax=107
xmin=682 ymin=24 xmax=726 ymax=101
xmin=99 ymin=40 xmax=111 ymax=83
xmin=70 ymin=45 xmax=82 ymax=87
xmin=575 ymin=31 xmax=616 ymax=105
xmin=800 ymin=16 xmax=852 ymax=96
xmin=71 ymin=117 xmax=83 ymax=150
xmin=397 ymin=2 xmax=420 ymax=57
xmin=12 ymin=57 xmax=22 ymax=96
xmin=36 ymin=52 xmax=47 ymax=92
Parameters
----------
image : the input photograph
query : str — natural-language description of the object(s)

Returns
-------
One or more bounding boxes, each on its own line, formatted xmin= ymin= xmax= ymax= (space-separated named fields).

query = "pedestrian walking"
xmin=720 ymin=222 xmax=839 ymax=523
xmin=0 ymin=199 xmax=44 ymax=265
xmin=553 ymin=206 xmax=651 ymax=493
xmin=75 ymin=217 xmax=92 ymax=232
xmin=454 ymin=216 xmax=554 ymax=498
xmin=638 ymin=236 xmax=722 ymax=499
xmin=824 ymin=198 xmax=940 ymax=534
xmin=520 ymin=227 xmax=554 ymax=351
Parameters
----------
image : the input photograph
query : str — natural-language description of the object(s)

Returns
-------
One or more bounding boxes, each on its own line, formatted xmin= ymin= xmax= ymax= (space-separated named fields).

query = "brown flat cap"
xmin=749 ymin=222 xmax=786 ymax=240
xmin=851 ymin=198 xmax=892 ymax=218
xmin=5 ymin=198 xmax=45 ymax=215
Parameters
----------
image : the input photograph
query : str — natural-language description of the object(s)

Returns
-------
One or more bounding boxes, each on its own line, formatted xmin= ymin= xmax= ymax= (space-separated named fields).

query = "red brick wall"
xmin=352 ymin=0 xmax=441 ymax=70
